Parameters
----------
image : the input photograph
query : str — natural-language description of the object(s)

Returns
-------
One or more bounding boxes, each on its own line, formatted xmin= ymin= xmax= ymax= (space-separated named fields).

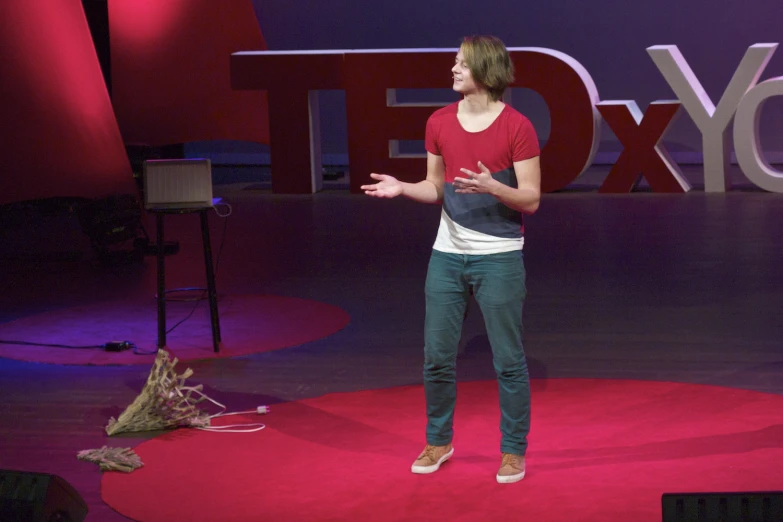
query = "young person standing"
xmin=361 ymin=35 xmax=541 ymax=484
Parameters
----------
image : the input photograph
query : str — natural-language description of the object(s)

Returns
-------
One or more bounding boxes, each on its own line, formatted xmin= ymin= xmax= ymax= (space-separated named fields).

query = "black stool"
xmin=148 ymin=207 xmax=222 ymax=353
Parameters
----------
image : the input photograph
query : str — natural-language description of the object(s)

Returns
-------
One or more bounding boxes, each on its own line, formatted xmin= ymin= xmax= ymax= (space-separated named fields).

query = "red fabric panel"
xmin=0 ymin=1 xmax=135 ymax=206
xmin=108 ymin=0 xmax=270 ymax=146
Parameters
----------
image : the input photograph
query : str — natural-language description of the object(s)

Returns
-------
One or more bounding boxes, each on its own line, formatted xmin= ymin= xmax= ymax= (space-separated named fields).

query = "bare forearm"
xmin=490 ymin=182 xmax=540 ymax=214
xmin=401 ymin=179 xmax=443 ymax=204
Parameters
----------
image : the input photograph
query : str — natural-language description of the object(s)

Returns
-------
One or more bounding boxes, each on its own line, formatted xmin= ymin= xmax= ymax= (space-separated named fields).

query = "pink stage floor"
xmin=2 ymin=182 xmax=783 ymax=520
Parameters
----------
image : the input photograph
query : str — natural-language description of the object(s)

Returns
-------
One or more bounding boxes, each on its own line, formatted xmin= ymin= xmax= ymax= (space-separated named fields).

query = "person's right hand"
xmin=361 ymin=173 xmax=403 ymax=198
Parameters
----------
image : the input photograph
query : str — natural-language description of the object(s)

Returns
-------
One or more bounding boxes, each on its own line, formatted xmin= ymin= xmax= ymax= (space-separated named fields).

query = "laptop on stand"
xmin=142 ymin=158 xmax=221 ymax=210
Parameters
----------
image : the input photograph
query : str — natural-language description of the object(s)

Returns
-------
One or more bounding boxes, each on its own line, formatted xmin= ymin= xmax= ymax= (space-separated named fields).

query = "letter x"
xmin=596 ymin=100 xmax=690 ymax=193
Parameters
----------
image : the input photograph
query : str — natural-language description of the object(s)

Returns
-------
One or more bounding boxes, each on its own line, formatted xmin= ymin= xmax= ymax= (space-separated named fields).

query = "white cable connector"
xmin=172 ymin=386 xmax=268 ymax=433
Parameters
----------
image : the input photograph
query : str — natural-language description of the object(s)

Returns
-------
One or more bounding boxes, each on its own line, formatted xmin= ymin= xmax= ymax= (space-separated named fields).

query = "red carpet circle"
xmin=101 ymin=379 xmax=783 ymax=521
xmin=0 ymin=294 xmax=350 ymax=365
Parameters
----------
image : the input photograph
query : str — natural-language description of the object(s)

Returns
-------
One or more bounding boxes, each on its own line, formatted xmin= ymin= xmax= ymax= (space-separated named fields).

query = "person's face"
xmin=452 ymin=49 xmax=478 ymax=95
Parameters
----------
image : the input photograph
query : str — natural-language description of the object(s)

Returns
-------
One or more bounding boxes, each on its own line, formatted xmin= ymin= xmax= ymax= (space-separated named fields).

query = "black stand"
xmin=150 ymin=207 xmax=222 ymax=353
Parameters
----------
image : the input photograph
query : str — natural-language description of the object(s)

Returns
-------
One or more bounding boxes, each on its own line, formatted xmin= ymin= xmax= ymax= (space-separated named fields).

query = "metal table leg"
xmin=199 ymin=210 xmax=222 ymax=352
xmin=156 ymin=213 xmax=166 ymax=350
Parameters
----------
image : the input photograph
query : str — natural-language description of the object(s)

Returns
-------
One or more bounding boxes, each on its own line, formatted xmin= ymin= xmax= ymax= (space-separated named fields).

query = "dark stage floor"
xmin=1 ymin=169 xmax=783 ymax=520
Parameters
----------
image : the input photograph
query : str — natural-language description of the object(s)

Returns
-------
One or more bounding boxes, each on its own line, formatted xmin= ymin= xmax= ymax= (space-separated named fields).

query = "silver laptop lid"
xmin=143 ymin=158 xmax=214 ymax=210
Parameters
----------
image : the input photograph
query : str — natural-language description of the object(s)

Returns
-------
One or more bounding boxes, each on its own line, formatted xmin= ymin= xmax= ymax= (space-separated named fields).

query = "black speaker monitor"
xmin=0 ymin=470 xmax=88 ymax=522
xmin=662 ymin=491 xmax=783 ymax=522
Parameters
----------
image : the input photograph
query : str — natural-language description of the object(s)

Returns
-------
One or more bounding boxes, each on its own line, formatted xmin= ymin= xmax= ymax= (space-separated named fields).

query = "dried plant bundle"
xmin=77 ymin=446 xmax=144 ymax=473
xmin=105 ymin=349 xmax=211 ymax=436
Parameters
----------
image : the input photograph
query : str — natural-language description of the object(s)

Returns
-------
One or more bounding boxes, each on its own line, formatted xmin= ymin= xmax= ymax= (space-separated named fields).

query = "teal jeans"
xmin=423 ymin=249 xmax=531 ymax=456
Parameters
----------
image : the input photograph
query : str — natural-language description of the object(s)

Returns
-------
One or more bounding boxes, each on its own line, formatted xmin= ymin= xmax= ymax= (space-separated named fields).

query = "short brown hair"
xmin=460 ymin=36 xmax=515 ymax=102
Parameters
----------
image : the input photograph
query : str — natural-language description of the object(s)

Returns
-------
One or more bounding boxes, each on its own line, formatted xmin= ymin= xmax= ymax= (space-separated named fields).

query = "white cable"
xmin=197 ymin=423 xmax=266 ymax=433
xmin=214 ymin=202 xmax=232 ymax=218
xmin=173 ymin=386 xmax=269 ymax=433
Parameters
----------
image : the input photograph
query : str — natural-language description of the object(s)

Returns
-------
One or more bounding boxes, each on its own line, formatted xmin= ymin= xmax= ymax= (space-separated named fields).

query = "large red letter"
xmin=232 ymin=48 xmax=600 ymax=194
xmin=344 ymin=51 xmax=454 ymax=193
xmin=231 ymin=51 xmax=344 ymax=193
xmin=596 ymin=101 xmax=689 ymax=193
xmin=344 ymin=48 xmax=601 ymax=193
xmin=509 ymin=49 xmax=601 ymax=193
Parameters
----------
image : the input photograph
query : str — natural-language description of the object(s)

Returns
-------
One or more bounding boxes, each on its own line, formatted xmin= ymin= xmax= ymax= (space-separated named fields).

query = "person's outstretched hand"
xmin=361 ymin=173 xmax=403 ymax=198
xmin=454 ymin=161 xmax=497 ymax=194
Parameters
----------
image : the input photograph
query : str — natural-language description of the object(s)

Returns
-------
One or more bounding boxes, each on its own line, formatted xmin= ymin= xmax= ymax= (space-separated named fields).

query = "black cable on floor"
xmin=1 ymin=339 xmax=108 ymax=350
xmin=1 ymin=203 xmax=232 ymax=354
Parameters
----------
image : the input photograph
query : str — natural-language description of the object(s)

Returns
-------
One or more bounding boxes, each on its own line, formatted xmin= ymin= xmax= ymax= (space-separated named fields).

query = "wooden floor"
xmin=2 ymin=169 xmax=783 ymax=520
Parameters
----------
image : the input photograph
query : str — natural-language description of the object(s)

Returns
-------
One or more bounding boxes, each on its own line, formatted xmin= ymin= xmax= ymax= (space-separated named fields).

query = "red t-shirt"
xmin=425 ymin=102 xmax=540 ymax=245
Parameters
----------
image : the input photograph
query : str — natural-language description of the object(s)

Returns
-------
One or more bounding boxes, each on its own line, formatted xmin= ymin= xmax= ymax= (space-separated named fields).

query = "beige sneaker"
xmin=411 ymin=443 xmax=454 ymax=474
xmin=496 ymin=453 xmax=525 ymax=483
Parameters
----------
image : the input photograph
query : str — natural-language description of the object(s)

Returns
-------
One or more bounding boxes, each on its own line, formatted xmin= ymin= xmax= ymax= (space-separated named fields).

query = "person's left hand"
xmin=454 ymin=161 xmax=497 ymax=194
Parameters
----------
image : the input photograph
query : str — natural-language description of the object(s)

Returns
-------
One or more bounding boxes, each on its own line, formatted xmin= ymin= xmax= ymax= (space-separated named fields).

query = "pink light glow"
xmin=108 ymin=0 xmax=270 ymax=146
xmin=0 ymin=0 xmax=134 ymax=205
xmin=108 ymin=0 xmax=188 ymax=51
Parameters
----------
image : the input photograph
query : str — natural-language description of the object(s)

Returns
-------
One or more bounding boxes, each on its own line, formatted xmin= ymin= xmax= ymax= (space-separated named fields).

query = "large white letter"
xmin=647 ymin=43 xmax=777 ymax=192
xmin=734 ymin=77 xmax=783 ymax=193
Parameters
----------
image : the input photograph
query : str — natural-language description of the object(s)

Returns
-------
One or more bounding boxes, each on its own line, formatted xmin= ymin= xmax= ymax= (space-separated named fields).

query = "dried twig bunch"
xmin=105 ymin=349 xmax=211 ymax=435
xmin=77 ymin=446 xmax=144 ymax=473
